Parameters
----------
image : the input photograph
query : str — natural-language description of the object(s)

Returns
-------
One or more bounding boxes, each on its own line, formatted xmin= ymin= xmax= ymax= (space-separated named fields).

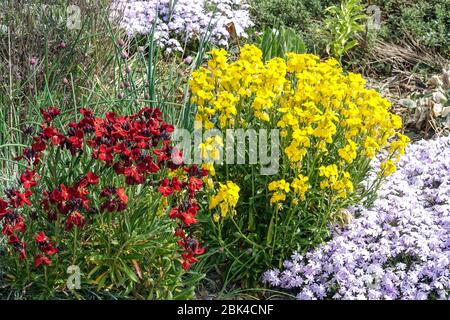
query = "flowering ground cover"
xmin=110 ymin=0 xmax=253 ymax=52
xmin=264 ymin=136 xmax=450 ymax=299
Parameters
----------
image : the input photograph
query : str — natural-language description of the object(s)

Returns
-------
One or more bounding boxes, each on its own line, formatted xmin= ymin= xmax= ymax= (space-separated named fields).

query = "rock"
xmin=428 ymin=75 xmax=443 ymax=89
xmin=432 ymin=90 xmax=447 ymax=104
xmin=433 ymin=103 xmax=444 ymax=116
xmin=399 ymin=98 xmax=417 ymax=109
xmin=441 ymin=106 xmax=450 ymax=118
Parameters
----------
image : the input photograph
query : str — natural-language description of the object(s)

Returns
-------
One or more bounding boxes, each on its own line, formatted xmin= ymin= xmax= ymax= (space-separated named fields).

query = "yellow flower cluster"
xmin=191 ymin=45 xmax=287 ymax=129
xmin=191 ymin=45 xmax=409 ymax=210
xmin=319 ymin=165 xmax=354 ymax=199
xmin=200 ymin=135 xmax=223 ymax=163
xmin=379 ymin=159 xmax=397 ymax=177
xmin=209 ymin=181 xmax=240 ymax=221
xmin=268 ymin=179 xmax=290 ymax=204
xmin=291 ymin=174 xmax=309 ymax=201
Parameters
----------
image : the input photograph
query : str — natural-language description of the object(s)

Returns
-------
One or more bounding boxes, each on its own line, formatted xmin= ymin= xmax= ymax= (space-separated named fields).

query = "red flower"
xmin=94 ymin=145 xmax=113 ymax=163
xmin=181 ymin=251 xmax=199 ymax=270
xmin=169 ymin=208 xmax=180 ymax=219
xmin=174 ymin=227 xmax=185 ymax=238
xmin=32 ymin=138 xmax=46 ymax=152
xmin=180 ymin=210 xmax=197 ymax=226
xmin=66 ymin=128 xmax=84 ymax=153
xmin=188 ymin=176 xmax=203 ymax=192
xmin=7 ymin=234 xmax=20 ymax=245
xmin=20 ymin=169 xmax=38 ymax=189
xmin=65 ymin=211 xmax=87 ymax=231
xmin=60 ymin=184 xmax=69 ymax=201
xmin=3 ymin=106 xmax=208 ymax=269
xmin=42 ymin=127 xmax=64 ymax=145
xmin=80 ymin=108 xmax=93 ymax=118
xmin=34 ymin=255 xmax=51 ymax=267
xmin=158 ymin=178 xmax=174 ymax=197
xmin=171 ymin=177 xmax=183 ymax=191
xmin=6 ymin=216 xmax=27 ymax=234
xmin=153 ymin=148 xmax=170 ymax=163
xmin=35 ymin=231 xmax=48 ymax=243
xmin=147 ymin=161 xmax=160 ymax=173
xmin=41 ymin=243 xmax=59 ymax=256
xmin=116 ymin=188 xmax=128 ymax=204
xmin=35 ymin=231 xmax=58 ymax=255
xmin=86 ymin=172 xmax=99 ymax=185
xmin=9 ymin=189 xmax=33 ymax=208
xmin=0 ymin=198 xmax=8 ymax=220
xmin=18 ymin=242 xmax=27 ymax=260
xmin=40 ymin=107 xmax=60 ymax=123
xmin=124 ymin=165 xmax=144 ymax=185
xmin=18 ymin=190 xmax=32 ymax=206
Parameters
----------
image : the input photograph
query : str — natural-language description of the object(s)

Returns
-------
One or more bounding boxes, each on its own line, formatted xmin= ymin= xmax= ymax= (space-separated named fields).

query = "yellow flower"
xmin=268 ymin=179 xmax=290 ymax=193
xmin=338 ymin=140 xmax=357 ymax=164
xmin=319 ymin=164 xmax=338 ymax=178
xmin=200 ymin=135 xmax=223 ymax=162
xmin=363 ymin=137 xmax=379 ymax=158
xmin=379 ymin=160 xmax=397 ymax=177
xmin=268 ymin=179 xmax=291 ymax=205
xmin=291 ymin=174 xmax=309 ymax=200
xmin=270 ymin=191 xmax=286 ymax=204
xmin=209 ymin=181 xmax=240 ymax=219
xmin=388 ymin=133 xmax=410 ymax=160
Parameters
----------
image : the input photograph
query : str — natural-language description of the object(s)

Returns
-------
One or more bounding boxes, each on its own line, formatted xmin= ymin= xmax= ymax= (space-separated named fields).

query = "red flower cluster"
xmin=99 ymin=187 xmax=128 ymax=212
xmin=34 ymin=231 xmax=58 ymax=267
xmin=176 ymin=227 xmax=205 ymax=270
xmin=1 ymin=106 xmax=207 ymax=270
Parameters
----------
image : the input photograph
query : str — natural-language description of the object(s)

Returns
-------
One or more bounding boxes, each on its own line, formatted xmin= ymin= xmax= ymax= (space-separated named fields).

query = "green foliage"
xmin=249 ymin=0 xmax=449 ymax=63
xmin=0 ymin=0 xmax=116 ymax=193
xmin=248 ymin=0 xmax=338 ymax=52
xmin=249 ymin=0 xmax=334 ymax=32
xmin=375 ymin=0 xmax=450 ymax=55
xmin=257 ymin=26 xmax=306 ymax=61
xmin=323 ymin=0 xmax=367 ymax=61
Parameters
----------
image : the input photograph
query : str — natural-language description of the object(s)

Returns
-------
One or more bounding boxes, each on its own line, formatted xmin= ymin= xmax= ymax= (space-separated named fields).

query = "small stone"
xmin=184 ymin=56 xmax=193 ymax=65
xmin=433 ymin=103 xmax=443 ymax=116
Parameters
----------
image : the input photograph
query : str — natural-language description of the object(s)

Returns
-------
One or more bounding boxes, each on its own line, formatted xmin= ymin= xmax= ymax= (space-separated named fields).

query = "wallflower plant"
xmin=0 ymin=106 xmax=207 ymax=298
xmin=190 ymin=45 xmax=409 ymax=285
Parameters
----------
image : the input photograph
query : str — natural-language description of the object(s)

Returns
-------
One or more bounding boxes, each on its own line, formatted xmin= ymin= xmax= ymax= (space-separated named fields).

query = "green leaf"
xmin=121 ymin=262 xmax=139 ymax=283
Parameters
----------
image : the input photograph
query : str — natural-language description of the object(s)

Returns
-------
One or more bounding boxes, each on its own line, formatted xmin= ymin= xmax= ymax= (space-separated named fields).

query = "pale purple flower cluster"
xmin=263 ymin=136 xmax=450 ymax=300
xmin=109 ymin=0 xmax=253 ymax=53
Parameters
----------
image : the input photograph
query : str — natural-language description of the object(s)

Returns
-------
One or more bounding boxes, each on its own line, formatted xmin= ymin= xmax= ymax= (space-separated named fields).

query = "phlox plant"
xmin=0 ymin=106 xmax=208 ymax=299
xmin=190 ymin=45 xmax=410 ymax=286
xmin=109 ymin=0 xmax=253 ymax=53
xmin=264 ymin=136 xmax=450 ymax=300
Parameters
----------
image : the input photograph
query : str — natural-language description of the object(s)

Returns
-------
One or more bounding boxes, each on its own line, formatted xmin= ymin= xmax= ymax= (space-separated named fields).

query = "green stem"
xmin=72 ymin=227 xmax=78 ymax=265
xmin=230 ymin=216 xmax=263 ymax=249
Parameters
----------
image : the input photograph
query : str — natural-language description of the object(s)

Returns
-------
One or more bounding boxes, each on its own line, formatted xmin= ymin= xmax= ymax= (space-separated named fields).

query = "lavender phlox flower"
xmin=263 ymin=136 xmax=450 ymax=300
